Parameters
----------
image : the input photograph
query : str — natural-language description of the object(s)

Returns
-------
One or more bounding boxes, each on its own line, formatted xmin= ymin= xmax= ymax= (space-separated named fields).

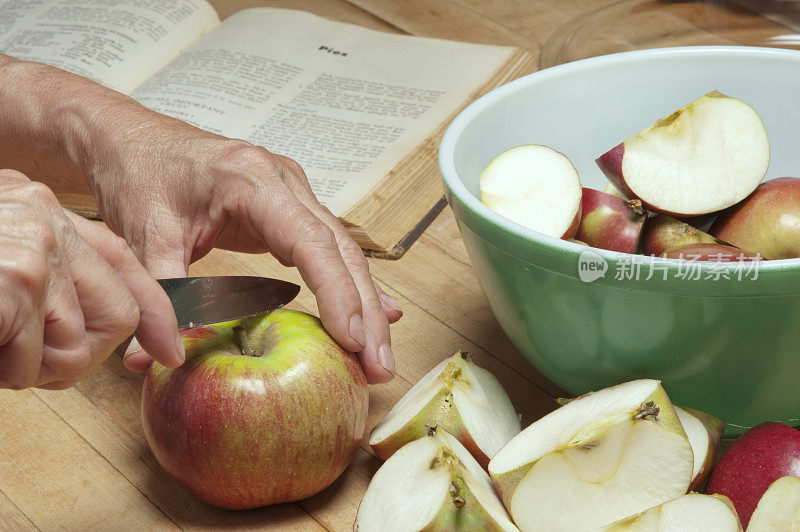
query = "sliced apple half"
xmin=488 ymin=379 xmax=694 ymax=531
xmin=369 ymin=351 xmax=520 ymax=468
xmin=676 ymin=405 xmax=724 ymax=492
xmin=748 ymin=475 xmax=800 ymax=531
xmin=602 ymin=493 xmax=742 ymax=531
xmin=596 ymin=91 xmax=769 ymax=217
xmin=480 ymin=145 xmax=582 ymax=239
xmin=356 ymin=428 xmax=519 ymax=532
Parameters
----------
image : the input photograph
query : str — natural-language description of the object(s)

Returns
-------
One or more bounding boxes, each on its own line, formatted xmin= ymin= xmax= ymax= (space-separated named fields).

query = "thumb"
xmin=123 ymin=247 xmax=189 ymax=372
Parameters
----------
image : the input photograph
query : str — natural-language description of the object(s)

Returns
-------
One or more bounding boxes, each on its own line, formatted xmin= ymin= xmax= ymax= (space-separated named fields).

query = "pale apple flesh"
xmin=662 ymin=243 xmax=760 ymax=262
xmin=369 ymin=351 xmax=520 ymax=468
xmin=488 ymin=379 xmax=693 ymax=531
xmin=596 ymin=91 xmax=770 ymax=216
xmin=142 ymin=309 xmax=368 ymax=510
xmin=747 ymin=476 xmax=800 ymax=531
xmin=601 ymin=493 xmax=742 ymax=531
xmin=575 ymin=187 xmax=646 ymax=253
xmin=641 ymin=214 xmax=724 ymax=257
xmin=710 ymin=177 xmax=800 ymax=259
xmin=356 ymin=428 xmax=519 ymax=532
xmin=675 ymin=405 xmax=724 ymax=492
xmin=480 ymin=145 xmax=582 ymax=239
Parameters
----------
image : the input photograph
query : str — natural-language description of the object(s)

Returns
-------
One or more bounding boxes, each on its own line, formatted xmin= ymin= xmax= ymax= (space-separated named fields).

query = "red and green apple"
xmin=141 ymin=308 xmax=368 ymax=510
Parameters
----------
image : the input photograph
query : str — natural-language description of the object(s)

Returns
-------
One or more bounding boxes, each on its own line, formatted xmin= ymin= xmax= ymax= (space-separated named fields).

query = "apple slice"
xmin=710 ymin=177 xmax=800 ymax=259
xmin=642 ymin=214 xmax=724 ymax=256
xmin=675 ymin=406 xmax=724 ymax=492
xmin=747 ymin=476 xmax=800 ymax=531
xmin=356 ymin=427 xmax=519 ymax=532
xmin=369 ymin=351 xmax=520 ymax=468
xmin=575 ymin=188 xmax=646 ymax=253
xmin=601 ymin=493 xmax=742 ymax=531
xmin=662 ymin=243 xmax=760 ymax=262
xmin=488 ymin=379 xmax=694 ymax=530
xmin=480 ymin=145 xmax=582 ymax=239
xmin=596 ymin=91 xmax=769 ymax=216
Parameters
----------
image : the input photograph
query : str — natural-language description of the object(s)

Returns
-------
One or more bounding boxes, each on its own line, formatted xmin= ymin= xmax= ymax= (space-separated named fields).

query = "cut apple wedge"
xmin=596 ymin=91 xmax=769 ymax=217
xmin=675 ymin=406 xmax=724 ymax=492
xmin=601 ymin=493 xmax=742 ymax=531
xmin=369 ymin=351 xmax=520 ymax=468
xmin=488 ymin=379 xmax=694 ymax=531
xmin=747 ymin=476 xmax=800 ymax=531
xmin=575 ymin=187 xmax=646 ymax=253
xmin=356 ymin=428 xmax=519 ymax=532
xmin=480 ymin=145 xmax=582 ymax=239
xmin=642 ymin=214 xmax=724 ymax=257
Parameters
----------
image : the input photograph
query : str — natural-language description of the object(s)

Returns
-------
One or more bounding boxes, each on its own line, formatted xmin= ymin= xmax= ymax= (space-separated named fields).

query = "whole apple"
xmin=705 ymin=421 xmax=800 ymax=527
xmin=710 ymin=177 xmax=800 ymax=259
xmin=141 ymin=308 xmax=368 ymax=510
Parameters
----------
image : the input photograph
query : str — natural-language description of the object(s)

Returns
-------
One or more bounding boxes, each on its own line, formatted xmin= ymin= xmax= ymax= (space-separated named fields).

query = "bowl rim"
xmin=439 ymin=45 xmax=800 ymax=273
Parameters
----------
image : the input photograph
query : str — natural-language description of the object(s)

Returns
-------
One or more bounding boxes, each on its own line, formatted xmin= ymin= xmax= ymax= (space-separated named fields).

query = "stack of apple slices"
xmin=369 ymin=351 xmax=521 ymax=468
xmin=488 ymin=379 xmax=695 ymax=530
xmin=356 ymin=427 xmax=519 ymax=531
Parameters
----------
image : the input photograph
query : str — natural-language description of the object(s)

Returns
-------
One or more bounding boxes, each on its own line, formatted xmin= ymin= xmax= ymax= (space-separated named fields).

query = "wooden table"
xmin=0 ymin=1 xmax=617 ymax=530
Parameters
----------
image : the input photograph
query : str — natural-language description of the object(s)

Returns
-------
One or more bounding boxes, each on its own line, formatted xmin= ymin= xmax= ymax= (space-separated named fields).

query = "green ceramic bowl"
xmin=439 ymin=47 xmax=800 ymax=436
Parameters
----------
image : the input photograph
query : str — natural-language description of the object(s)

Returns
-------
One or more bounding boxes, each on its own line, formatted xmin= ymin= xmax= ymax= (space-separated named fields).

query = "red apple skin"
xmin=705 ymin=422 xmax=800 ymax=527
xmin=141 ymin=309 xmax=368 ymax=510
xmin=662 ymin=243 xmax=760 ymax=262
xmin=710 ymin=177 xmax=800 ymax=259
xmin=642 ymin=215 xmax=723 ymax=256
xmin=575 ymin=188 xmax=645 ymax=253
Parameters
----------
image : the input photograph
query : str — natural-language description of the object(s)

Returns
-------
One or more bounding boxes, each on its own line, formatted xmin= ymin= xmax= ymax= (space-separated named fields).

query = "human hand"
xmin=86 ymin=105 xmax=401 ymax=383
xmin=0 ymin=169 xmax=184 ymax=390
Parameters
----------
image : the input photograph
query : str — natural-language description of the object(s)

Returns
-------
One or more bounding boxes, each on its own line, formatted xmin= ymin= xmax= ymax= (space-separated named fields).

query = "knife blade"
xmin=157 ymin=276 xmax=301 ymax=329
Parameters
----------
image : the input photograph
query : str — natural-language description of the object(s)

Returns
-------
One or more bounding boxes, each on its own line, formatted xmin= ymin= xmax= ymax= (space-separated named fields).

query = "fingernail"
xmin=378 ymin=342 xmax=395 ymax=375
xmin=175 ymin=332 xmax=186 ymax=363
xmin=380 ymin=293 xmax=403 ymax=314
xmin=349 ymin=314 xmax=366 ymax=349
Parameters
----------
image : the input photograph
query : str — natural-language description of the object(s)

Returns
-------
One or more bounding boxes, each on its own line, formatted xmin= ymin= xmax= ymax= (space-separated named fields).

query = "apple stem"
xmin=626 ymin=199 xmax=645 ymax=216
xmin=634 ymin=401 xmax=660 ymax=420
xmin=233 ymin=325 xmax=254 ymax=357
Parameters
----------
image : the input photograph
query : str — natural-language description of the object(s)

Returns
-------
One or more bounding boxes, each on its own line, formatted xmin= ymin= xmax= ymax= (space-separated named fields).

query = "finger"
xmin=67 ymin=212 xmax=184 ymax=369
xmin=0 ymin=243 xmax=46 ymax=390
xmin=36 ymin=252 xmax=92 ymax=388
xmin=122 ymin=340 xmax=153 ymax=373
xmin=58 ymin=221 xmax=140 ymax=377
xmin=224 ymin=182 xmax=367 ymax=353
xmin=374 ymin=281 xmax=403 ymax=324
xmin=277 ymin=160 xmax=394 ymax=383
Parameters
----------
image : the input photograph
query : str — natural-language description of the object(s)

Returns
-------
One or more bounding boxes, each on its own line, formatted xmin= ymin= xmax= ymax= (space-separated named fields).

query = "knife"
xmin=157 ymin=276 xmax=301 ymax=329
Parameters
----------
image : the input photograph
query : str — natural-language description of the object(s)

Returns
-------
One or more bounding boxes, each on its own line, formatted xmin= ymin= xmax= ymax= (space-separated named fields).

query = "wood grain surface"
xmin=0 ymin=0 xmax=635 ymax=530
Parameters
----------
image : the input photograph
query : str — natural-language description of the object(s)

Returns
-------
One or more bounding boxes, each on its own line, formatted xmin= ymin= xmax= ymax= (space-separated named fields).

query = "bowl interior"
xmin=448 ymin=47 xmax=800 ymax=229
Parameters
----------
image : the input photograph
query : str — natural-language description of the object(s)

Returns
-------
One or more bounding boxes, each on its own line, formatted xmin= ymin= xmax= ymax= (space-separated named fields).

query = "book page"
xmin=0 ymin=0 xmax=219 ymax=93
xmin=131 ymin=8 xmax=514 ymax=216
